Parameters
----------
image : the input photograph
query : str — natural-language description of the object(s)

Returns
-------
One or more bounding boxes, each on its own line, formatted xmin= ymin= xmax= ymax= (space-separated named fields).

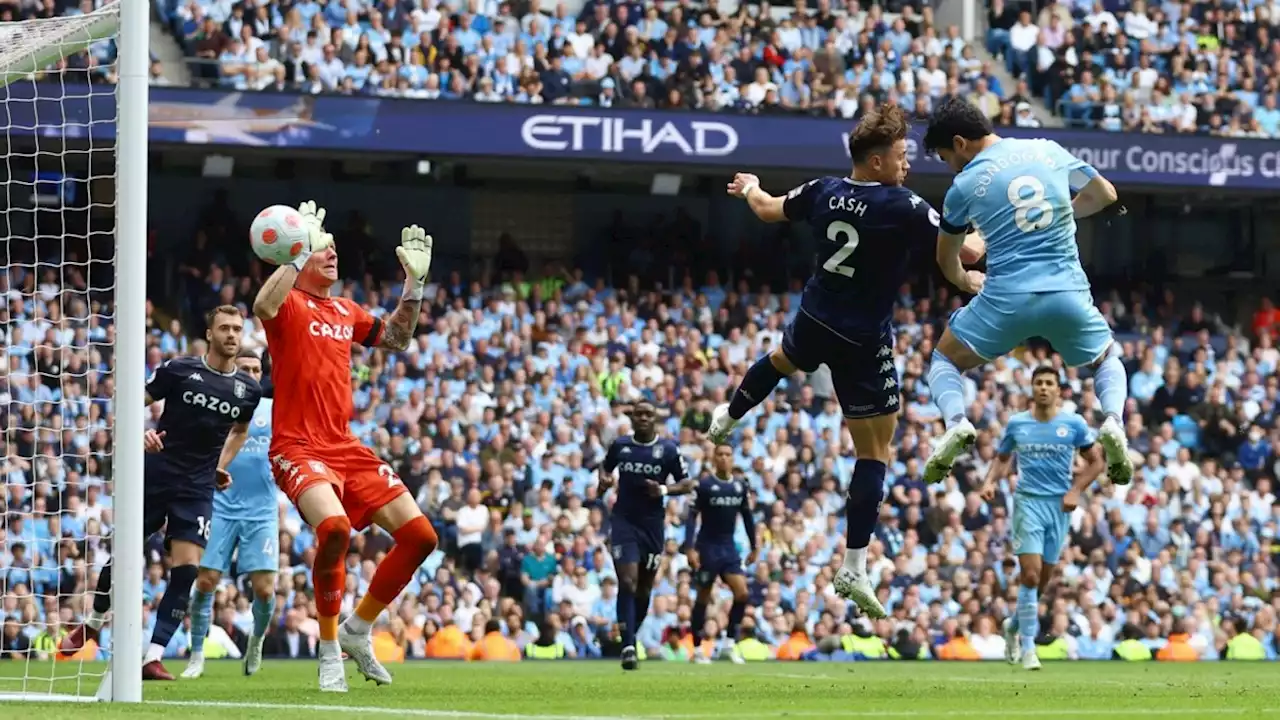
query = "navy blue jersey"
xmin=684 ymin=474 xmax=754 ymax=550
xmin=145 ymin=356 xmax=262 ymax=496
xmin=602 ymin=436 xmax=687 ymax=523
xmin=783 ymin=177 xmax=940 ymax=336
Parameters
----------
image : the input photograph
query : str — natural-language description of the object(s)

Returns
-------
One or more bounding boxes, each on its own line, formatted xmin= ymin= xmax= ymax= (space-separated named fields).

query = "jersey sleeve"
xmin=347 ymin=299 xmax=385 ymax=348
xmin=940 ymin=179 xmax=974 ymax=235
xmin=602 ymin=441 xmax=621 ymax=473
xmin=905 ymin=192 xmax=943 ymax=248
xmin=782 ymin=178 xmax=824 ymax=223
xmin=1046 ymin=139 xmax=1099 ymax=192
xmin=667 ymin=442 xmax=689 ymax=481
xmin=145 ymin=360 xmax=180 ymax=402
xmin=238 ymin=378 xmax=264 ymax=424
xmin=997 ymin=419 xmax=1019 ymax=456
xmin=1073 ymin=415 xmax=1098 ymax=449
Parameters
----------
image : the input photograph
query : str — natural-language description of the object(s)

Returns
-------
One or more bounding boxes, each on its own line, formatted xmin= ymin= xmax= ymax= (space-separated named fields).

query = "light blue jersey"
xmin=940 ymin=137 xmax=1096 ymax=296
xmin=217 ymin=398 xmax=277 ymax=522
xmin=1000 ymin=409 xmax=1095 ymax=563
xmin=999 ymin=410 xmax=1095 ymax=497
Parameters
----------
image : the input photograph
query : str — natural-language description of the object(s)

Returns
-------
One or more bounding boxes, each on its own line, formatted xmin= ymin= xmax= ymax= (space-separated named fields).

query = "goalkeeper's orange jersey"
xmin=262 ymin=288 xmax=383 ymax=447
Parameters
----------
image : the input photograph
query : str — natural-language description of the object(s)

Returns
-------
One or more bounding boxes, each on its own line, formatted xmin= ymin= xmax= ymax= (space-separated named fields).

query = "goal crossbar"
xmin=0 ymin=2 xmax=121 ymax=88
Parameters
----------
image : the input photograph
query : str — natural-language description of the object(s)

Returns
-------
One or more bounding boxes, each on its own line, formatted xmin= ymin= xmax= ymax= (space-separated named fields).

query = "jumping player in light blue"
xmin=183 ymin=349 xmax=279 ymax=679
xmin=981 ymin=366 xmax=1105 ymax=671
xmin=920 ymin=97 xmax=1134 ymax=487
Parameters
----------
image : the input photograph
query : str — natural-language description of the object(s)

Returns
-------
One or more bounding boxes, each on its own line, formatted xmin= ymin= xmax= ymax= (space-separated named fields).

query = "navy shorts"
xmin=610 ymin=515 xmax=663 ymax=572
xmin=695 ymin=542 xmax=743 ymax=586
xmin=143 ymin=489 xmax=213 ymax=550
xmin=782 ymin=309 xmax=900 ymax=419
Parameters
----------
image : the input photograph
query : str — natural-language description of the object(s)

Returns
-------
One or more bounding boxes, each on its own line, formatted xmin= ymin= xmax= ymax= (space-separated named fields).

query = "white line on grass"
xmin=146 ymin=699 xmax=1280 ymax=719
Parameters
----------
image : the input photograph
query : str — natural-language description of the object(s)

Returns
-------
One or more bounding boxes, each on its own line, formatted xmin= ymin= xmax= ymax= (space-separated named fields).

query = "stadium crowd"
xmin=3 ymin=208 xmax=1280 ymax=666
xmin=25 ymin=0 xmax=1280 ymax=136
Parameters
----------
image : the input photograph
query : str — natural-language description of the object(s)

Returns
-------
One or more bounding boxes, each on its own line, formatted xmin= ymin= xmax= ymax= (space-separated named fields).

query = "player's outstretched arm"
xmin=253 ymin=200 xmax=334 ymax=320
xmin=377 ymin=225 xmax=433 ymax=351
xmin=980 ymin=453 xmax=1013 ymax=501
xmin=728 ymin=173 xmax=787 ymax=223
xmin=1071 ymin=175 xmax=1119 ymax=219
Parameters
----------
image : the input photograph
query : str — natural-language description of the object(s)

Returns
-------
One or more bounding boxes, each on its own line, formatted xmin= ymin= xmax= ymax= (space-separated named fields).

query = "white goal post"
xmin=0 ymin=0 xmax=147 ymax=704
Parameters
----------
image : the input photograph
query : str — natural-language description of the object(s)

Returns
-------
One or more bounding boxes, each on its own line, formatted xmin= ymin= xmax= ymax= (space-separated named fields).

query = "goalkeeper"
xmin=252 ymin=201 xmax=440 ymax=693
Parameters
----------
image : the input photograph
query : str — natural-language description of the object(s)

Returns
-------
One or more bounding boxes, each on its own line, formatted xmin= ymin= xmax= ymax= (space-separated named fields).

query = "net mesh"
xmin=1 ymin=2 xmax=121 ymax=701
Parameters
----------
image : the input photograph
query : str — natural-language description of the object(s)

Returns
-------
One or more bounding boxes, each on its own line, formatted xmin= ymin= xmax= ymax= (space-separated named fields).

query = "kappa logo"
xmin=886 ymin=395 xmax=900 ymax=407
xmin=620 ymin=447 xmax=632 ymax=455
xmin=877 ymin=346 xmax=892 ymax=358
xmin=883 ymin=377 xmax=898 ymax=389
xmin=308 ymin=460 xmax=328 ymax=474
xmin=880 ymin=361 xmax=894 ymax=373
xmin=307 ymin=300 xmax=318 ymax=310
xmin=188 ymin=372 xmax=203 ymax=382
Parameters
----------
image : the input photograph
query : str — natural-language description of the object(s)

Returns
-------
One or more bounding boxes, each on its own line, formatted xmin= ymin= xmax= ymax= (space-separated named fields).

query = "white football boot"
xmin=180 ymin=652 xmax=205 ymax=679
xmin=1098 ymin=416 xmax=1134 ymax=486
xmin=339 ymin=620 xmax=393 ymax=685
xmin=318 ymin=644 xmax=348 ymax=693
xmin=833 ymin=567 xmax=887 ymax=619
xmin=707 ymin=404 xmax=738 ymax=444
xmin=1002 ymin=619 xmax=1021 ymax=665
xmin=923 ymin=419 xmax=977 ymax=484
xmin=243 ymin=634 xmax=265 ymax=676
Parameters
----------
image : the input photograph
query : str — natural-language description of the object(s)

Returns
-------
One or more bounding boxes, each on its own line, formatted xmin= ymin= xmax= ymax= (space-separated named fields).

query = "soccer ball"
xmin=250 ymin=205 xmax=309 ymax=266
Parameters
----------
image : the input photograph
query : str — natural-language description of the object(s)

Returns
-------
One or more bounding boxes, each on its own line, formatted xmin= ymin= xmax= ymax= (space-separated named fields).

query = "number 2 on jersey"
xmin=822 ymin=220 xmax=860 ymax=278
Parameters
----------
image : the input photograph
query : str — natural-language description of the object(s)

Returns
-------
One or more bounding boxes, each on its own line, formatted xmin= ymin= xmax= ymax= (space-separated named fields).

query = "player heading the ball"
xmin=251 ymin=200 xmax=438 ymax=693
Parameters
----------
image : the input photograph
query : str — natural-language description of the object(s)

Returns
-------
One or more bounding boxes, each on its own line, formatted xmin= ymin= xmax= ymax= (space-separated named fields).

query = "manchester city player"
xmin=981 ymin=366 xmax=1105 ymax=671
xmin=183 ymin=349 xmax=279 ymax=679
xmin=683 ymin=444 xmax=756 ymax=664
xmin=600 ymin=401 xmax=694 ymax=671
xmin=921 ymin=97 xmax=1133 ymax=487
xmin=61 ymin=305 xmax=262 ymax=681
xmin=713 ymin=104 xmax=984 ymax=619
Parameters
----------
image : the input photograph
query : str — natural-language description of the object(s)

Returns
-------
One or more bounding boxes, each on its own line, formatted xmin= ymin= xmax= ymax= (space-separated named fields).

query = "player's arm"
xmin=914 ymin=197 xmax=984 ymax=264
xmin=729 ymin=173 xmax=812 ymax=224
xmin=980 ymin=452 xmax=1013 ymax=501
xmin=216 ymin=421 xmax=251 ymax=490
xmin=597 ymin=442 xmax=619 ymax=492
xmin=1065 ymin=421 xmax=1105 ymax=511
xmin=253 ymin=201 xmax=333 ymax=321
xmin=936 ymin=183 xmax=984 ymax=293
xmin=681 ymin=489 xmax=700 ymax=552
xmin=739 ymin=500 xmax=757 ymax=555
xmin=1051 ymin=141 xmax=1119 ymax=219
xmin=664 ymin=453 xmax=696 ymax=497
xmin=376 ymin=225 xmax=433 ymax=351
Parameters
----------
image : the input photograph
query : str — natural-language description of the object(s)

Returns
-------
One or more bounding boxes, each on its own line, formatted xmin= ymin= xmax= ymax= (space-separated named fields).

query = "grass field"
xmin=1 ymin=659 xmax=1277 ymax=719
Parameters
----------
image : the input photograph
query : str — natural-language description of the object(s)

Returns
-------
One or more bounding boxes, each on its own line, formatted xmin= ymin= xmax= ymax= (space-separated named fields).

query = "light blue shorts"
xmin=201 ymin=516 xmax=279 ymax=575
xmin=1011 ymin=494 xmax=1069 ymax=565
xmin=948 ymin=289 xmax=1112 ymax=367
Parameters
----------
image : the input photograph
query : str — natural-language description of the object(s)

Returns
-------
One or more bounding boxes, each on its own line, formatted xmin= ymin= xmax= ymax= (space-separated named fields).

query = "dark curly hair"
xmin=922 ymin=97 xmax=993 ymax=155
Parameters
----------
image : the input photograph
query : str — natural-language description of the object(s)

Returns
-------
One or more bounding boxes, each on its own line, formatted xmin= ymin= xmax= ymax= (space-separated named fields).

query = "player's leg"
xmin=185 ymin=513 xmax=236 ymax=678
xmin=144 ymin=531 xmax=205 ymax=681
xmin=924 ymin=296 xmax=1016 ymax=482
xmin=233 ymin=519 xmax=280 ymax=676
xmin=293 ymin=481 xmax=352 ymax=692
xmin=709 ymin=314 xmax=812 ymax=442
xmin=1048 ymin=290 xmax=1134 ymax=484
xmin=182 ymin=567 xmax=223 ymax=679
xmin=1011 ymin=496 xmax=1052 ymax=671
xmin=690 ymin=574 xmax=714 ymax=664
xmin=339 ymin=455 xmax=438 ymax=685
xmin=614 ymin=550 xmax=641 ymax=670
xmin=720 ymin=565 xmax=750 ymax=664
xmin=633 ymin=556 xmax=660 ymax=649
xmin=829 ymin=339 xmax=894 ymax=618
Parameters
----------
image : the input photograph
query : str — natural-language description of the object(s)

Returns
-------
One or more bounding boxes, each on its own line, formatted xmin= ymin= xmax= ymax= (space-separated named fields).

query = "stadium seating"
xmin=3 ymin=221 xmax=1279 ymax=663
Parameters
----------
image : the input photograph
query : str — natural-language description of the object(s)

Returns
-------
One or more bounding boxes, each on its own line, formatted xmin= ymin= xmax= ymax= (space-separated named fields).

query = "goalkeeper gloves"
xmin=292 ymin=200 xmax=334 ymax=271
xmin=396 ymin=225 xmax=434 ymax=301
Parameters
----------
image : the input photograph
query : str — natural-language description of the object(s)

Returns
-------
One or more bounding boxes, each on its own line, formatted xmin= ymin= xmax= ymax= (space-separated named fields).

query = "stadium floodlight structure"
xmin=0 ymin=0 xmax=146 ymax=704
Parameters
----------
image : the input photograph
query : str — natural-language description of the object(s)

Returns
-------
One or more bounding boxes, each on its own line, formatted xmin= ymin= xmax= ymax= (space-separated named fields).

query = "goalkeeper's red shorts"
xmin=270 ymin=439 xmax=408 ymax=531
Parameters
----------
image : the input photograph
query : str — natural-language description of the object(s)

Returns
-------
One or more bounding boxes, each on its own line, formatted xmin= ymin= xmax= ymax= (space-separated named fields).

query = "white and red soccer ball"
xmin=250 ymin=205 xmax=309 ymax=265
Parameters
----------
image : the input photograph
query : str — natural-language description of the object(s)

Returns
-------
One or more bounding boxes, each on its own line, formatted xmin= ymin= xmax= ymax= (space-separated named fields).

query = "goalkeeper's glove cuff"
xmin=404 ymin=275 xmax=426 ymax=302
xmin=290 ymin=248 xmax=312 ymax=272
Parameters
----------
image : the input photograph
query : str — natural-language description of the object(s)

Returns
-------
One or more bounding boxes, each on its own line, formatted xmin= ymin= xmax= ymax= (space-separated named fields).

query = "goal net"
xmin=1 ymin=0 xmax=147 ymax=704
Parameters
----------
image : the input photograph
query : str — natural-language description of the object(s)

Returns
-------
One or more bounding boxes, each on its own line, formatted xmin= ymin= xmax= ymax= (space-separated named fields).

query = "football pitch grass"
xmin=2 ymin=660 xmax=1278 ymax=719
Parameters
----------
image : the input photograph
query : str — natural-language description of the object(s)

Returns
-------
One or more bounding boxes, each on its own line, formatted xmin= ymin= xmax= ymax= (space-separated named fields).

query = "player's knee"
xmin=315 ymin=515 xmax=352 ymax=563
xmin=768 ymin=348 xmax=798 ymax=375
xmin=730 ymin=585 xmax=749 ymax=604
xmin=1018 ymin=565 xmax=1040 ymax=588
xmin=195 ymin=571 xmax=219 ymax=594
xmin=393 ymin=516 xmax=439 ymax=558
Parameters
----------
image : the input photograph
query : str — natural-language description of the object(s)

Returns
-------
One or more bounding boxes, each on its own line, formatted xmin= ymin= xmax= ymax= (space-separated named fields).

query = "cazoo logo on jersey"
xmin=621 ymin=461 xmax=663 ymax=476
xmin=521 ymin=115 xmax=738 ymax=157
xmin=309 ymin=321 xmax=353 ymax=341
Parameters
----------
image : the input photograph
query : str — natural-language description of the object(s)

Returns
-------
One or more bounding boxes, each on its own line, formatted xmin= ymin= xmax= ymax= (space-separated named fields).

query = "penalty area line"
xmin=145 ymin=699 xmax=1280 ymax=719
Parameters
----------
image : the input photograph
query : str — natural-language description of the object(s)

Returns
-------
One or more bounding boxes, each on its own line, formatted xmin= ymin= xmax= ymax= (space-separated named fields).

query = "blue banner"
xmin=6 ymin=82 xmax=1280 ymax=189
